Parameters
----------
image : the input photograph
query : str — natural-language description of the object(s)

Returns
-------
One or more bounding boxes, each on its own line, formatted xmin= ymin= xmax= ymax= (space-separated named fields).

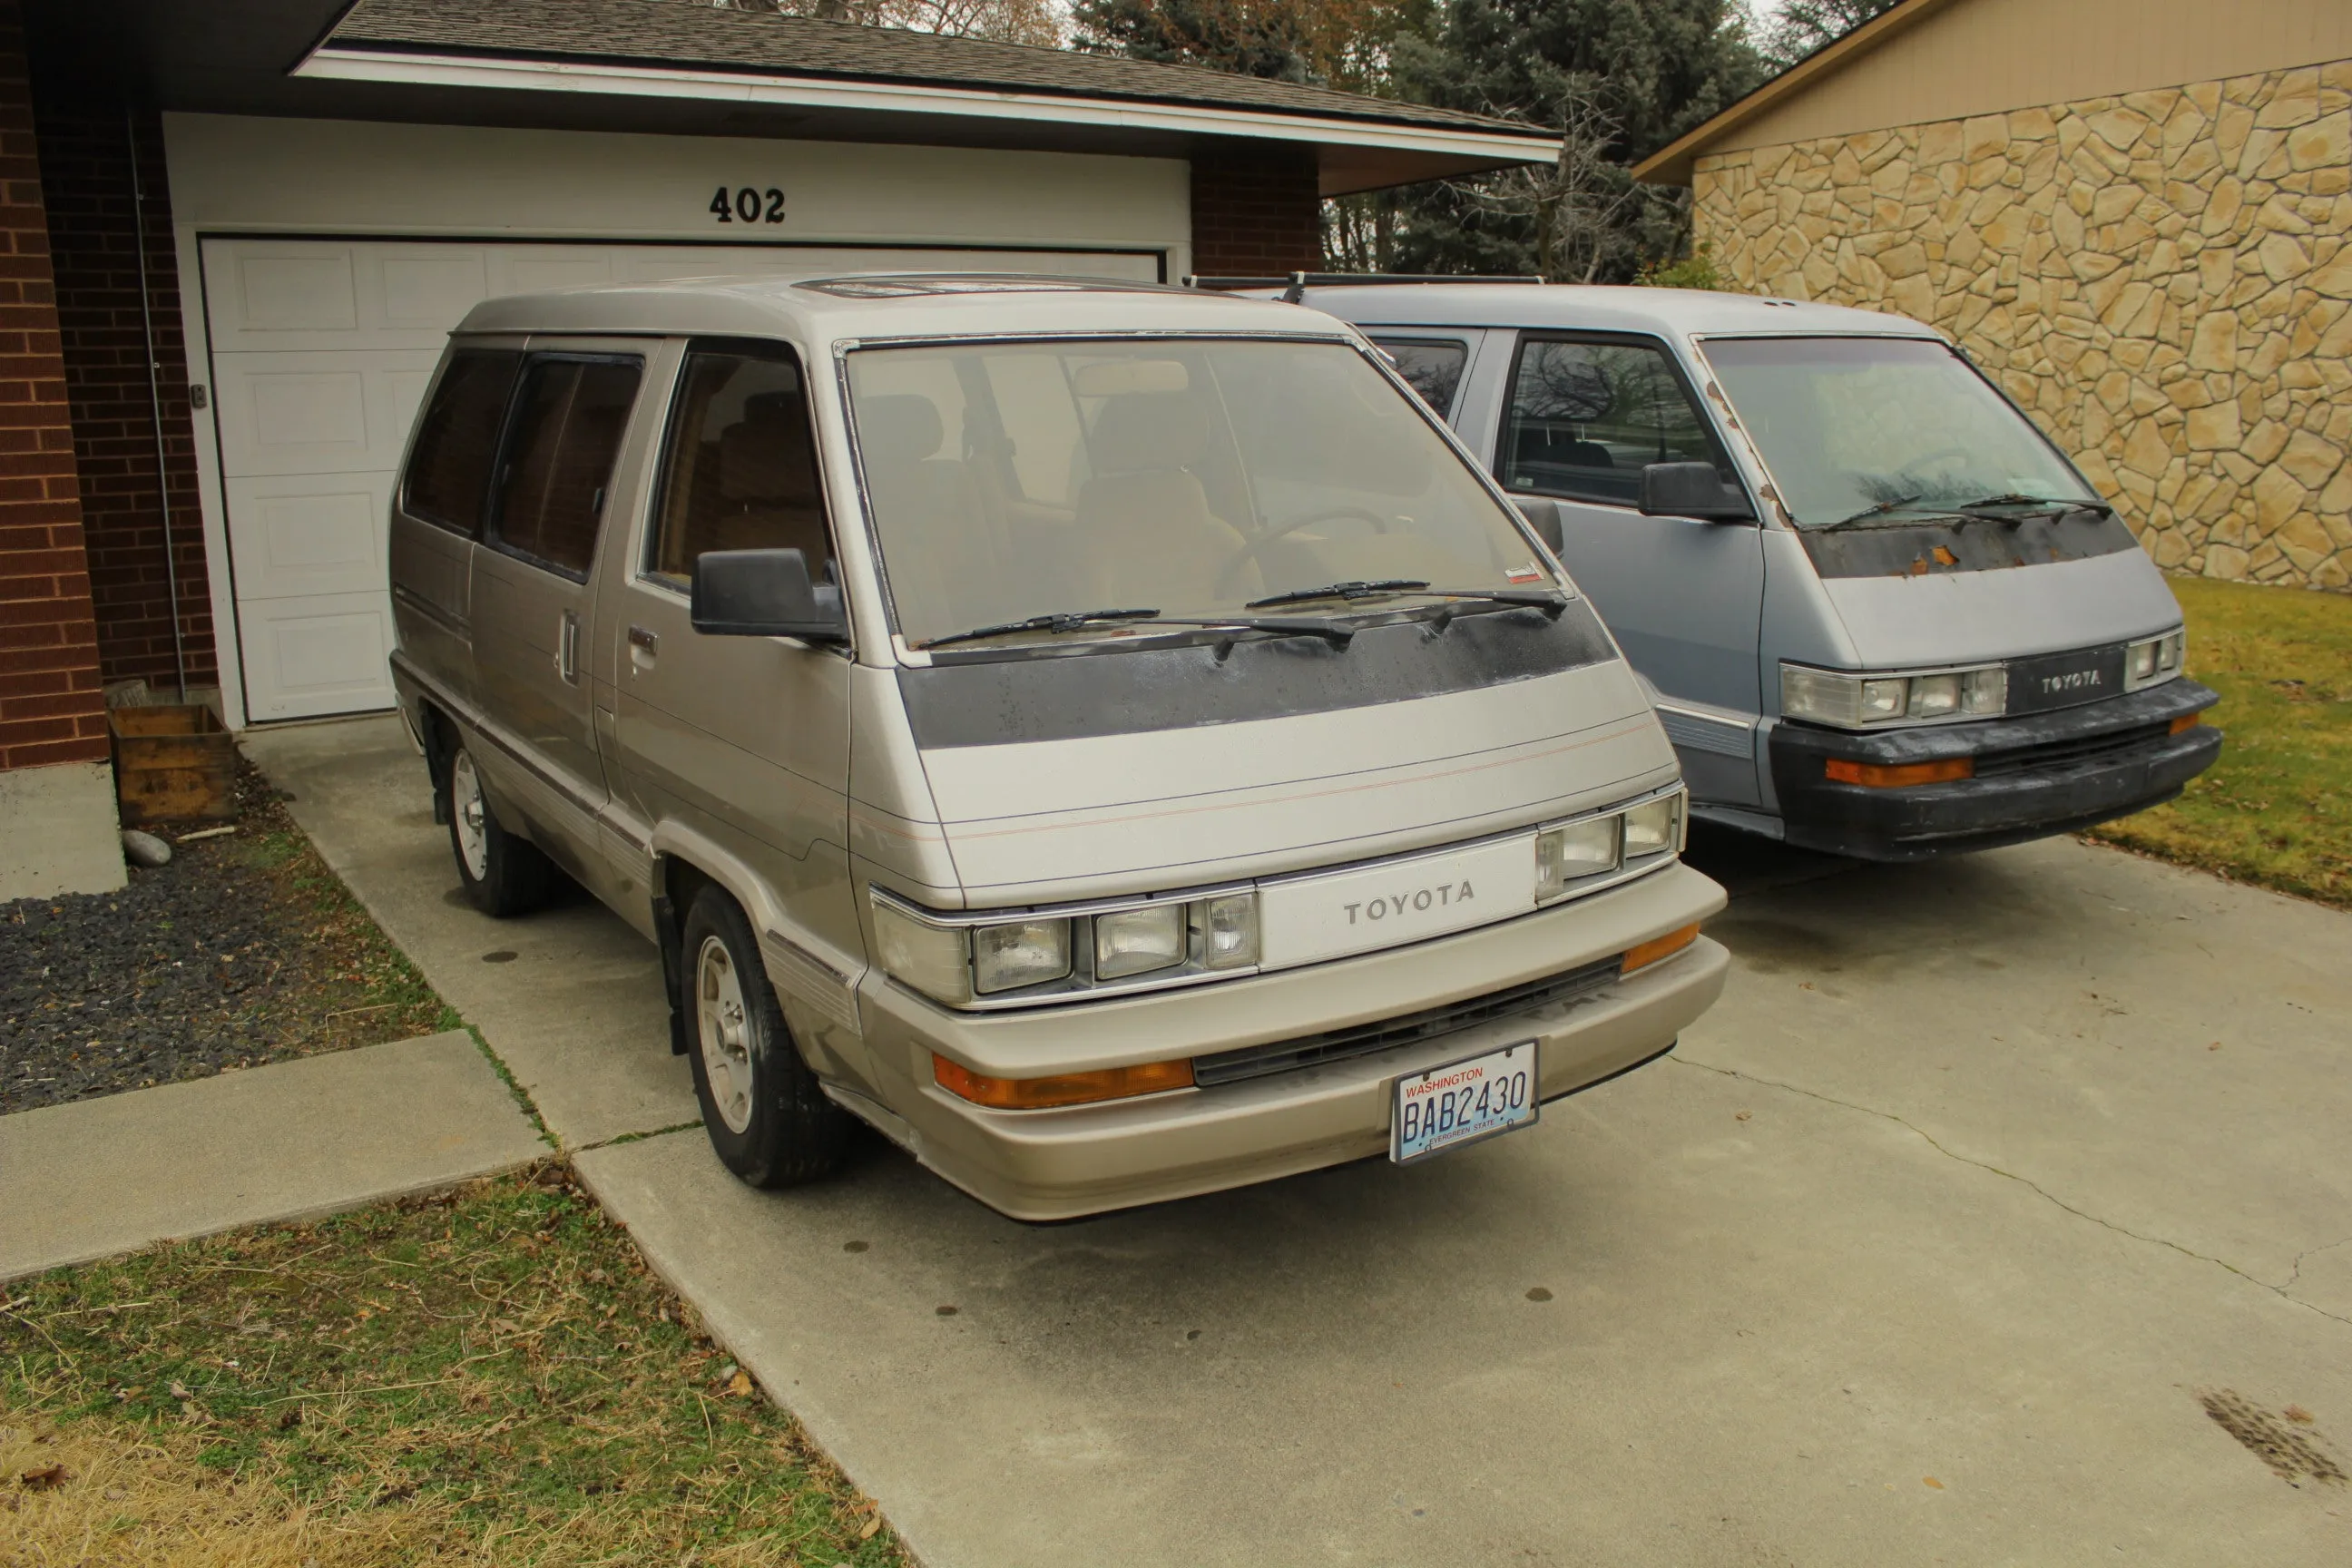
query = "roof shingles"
xmin=327 ymin=0 xmax=1541 ymax=139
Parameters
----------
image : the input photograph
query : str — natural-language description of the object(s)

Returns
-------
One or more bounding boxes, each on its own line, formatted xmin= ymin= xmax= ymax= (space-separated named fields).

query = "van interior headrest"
xmin=719 ymin=391 xmax=817 ymax=502
xmin=858 ymin=395 xmax=946 ymax=465
xmin=1088 ymin=394 xmax=1206 ymax=474
xmin=1072 ymin=359 xmax=1189 ymax=397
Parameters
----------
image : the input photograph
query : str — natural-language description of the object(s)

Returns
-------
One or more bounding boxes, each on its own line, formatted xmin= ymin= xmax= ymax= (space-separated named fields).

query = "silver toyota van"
xmin=385 ymin=275 xmax=1728 ymax=1220
xmin=1253 ymin=279 xmax=2222 ymax=861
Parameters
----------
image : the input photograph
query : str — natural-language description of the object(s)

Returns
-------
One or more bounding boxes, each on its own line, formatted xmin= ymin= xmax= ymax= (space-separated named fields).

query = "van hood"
xmin=902 ymin=617 xmax=1674 ymax=905
xmin=1818 ymin=546 xmax=2187 ymax=668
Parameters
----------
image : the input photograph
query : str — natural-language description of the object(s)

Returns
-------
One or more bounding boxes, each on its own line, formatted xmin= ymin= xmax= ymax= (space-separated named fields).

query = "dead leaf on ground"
xmin=859 ymin=1514 xmax=883 ymax=1539
xmin=724 ymin=1370 xmax=754 ymax=1398
xmin=1922 ymin=1475 xmax=1944 ymax=1490
xmin=2285 ymin=1405 xmax=2316 ymax=1425
xmin=19 ymin=1464 xmax=68 ymax=1491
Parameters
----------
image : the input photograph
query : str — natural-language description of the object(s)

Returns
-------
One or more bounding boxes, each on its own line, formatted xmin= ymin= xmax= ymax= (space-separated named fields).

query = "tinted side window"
xmin=649 ymin=348 xmax=832 ymax=585
xmin=1502 ymin=338 xmax=1721 ymax=507
xmin=489 ymin=357 xmax=643 ymax=580
xmin=1372 ymin=338 xmax=1469 ymax=417
xmin=403 ymin=349 xmax=520 ymax=536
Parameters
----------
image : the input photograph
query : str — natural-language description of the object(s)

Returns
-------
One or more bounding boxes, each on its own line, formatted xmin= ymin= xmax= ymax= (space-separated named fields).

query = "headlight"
xmin=1196 ymin=893 xmax=1259 ymax=970
xmin=1095 ymin=904 xmax=1185 ymax=980
xmin=1782 ymin=662 xmax=2009 ymax=729
xmin=1623 ymin=791 xmax=1685 ymax=858
xmin=974 ymin=918 xmax=1072 ymax=994
xmin=1536 ymin=815 xmax=1620 ymax=898
xmin=2125 ymin=629 xmax=2184 ymax=691
xmin=873 ymin=898 xmax=973 ymax=1005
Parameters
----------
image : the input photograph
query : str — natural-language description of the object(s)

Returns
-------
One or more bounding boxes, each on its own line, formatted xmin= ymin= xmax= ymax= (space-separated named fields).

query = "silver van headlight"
xmin=2125 ymin=629 xmax=2184 ymax=690
xmin=1781 ymin=662 xmax=2007 ymax=729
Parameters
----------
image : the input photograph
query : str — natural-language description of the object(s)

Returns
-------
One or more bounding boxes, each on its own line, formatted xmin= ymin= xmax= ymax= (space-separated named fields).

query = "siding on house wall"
xmin=32 ymin=106 xmax=210 ymax=693
xmin=0 ymin=0 xmax=104 ymax=771
xmin=1695 ymin=60 xmax=2352 ymax=591
xmin=1191 ymin=142 xmax=1322 ymax=277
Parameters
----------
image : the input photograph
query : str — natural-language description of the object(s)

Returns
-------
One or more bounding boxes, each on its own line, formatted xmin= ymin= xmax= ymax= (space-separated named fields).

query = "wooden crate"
xmin=111 ymin=704 xmax=236 ymax=826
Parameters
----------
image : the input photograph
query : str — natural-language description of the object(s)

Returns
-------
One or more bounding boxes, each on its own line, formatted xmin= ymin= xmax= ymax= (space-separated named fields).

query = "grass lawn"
xmin=2089 ymin=575 xmax=2352 ymax=909
xmin=1 ymin=1167 xmax=906 ymax=1567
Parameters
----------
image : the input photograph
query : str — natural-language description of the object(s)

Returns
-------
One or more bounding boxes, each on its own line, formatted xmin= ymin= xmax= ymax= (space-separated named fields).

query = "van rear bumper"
xmin=1769 ymin=679 xmax=2220 ymax=861
xmin=856 ymin=861 xmax=1728 ymax=1221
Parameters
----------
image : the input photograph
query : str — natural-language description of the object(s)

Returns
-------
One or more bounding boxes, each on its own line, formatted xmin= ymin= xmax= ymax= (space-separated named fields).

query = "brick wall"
xmin=33 ymin=105 xmax=211 ymax=689
xmin=1191 ymin=142 xmax=1323 ymax=277
xmin=0 ymin=0 xmax=103 ymax=772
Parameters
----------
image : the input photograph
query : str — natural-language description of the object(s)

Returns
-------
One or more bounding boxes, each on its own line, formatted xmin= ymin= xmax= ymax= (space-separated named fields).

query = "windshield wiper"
xmin=916 ymin=606 xmax=1160 ymax=650
xmin=1955 ymin=494 xmax=2114 ymax=517
xmin=1248 ymin=579 xmax=1430 ymax=609
xmin=1818 ymin=494 xmax=1924 ymax=530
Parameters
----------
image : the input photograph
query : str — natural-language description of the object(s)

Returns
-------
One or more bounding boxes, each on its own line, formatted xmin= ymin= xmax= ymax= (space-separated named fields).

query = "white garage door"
xmin=201 ymin=238 xmax=1163 ymax=721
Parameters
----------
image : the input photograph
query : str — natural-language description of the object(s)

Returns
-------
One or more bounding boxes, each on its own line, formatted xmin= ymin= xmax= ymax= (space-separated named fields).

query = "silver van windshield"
xmin=844 ymin=338 xmax=1546 ymax=647
xmin=1701 ymin=337 xmax=2099 ymax=528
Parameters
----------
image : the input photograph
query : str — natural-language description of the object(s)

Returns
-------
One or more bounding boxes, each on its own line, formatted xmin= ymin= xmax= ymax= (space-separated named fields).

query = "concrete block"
xmin=0 ymin=760 xmax=126 ymax=901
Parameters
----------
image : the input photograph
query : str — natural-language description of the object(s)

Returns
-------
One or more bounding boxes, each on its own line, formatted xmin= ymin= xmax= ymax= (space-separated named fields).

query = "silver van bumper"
xmin=853 ymin=861 xmax=1727 ymax=1221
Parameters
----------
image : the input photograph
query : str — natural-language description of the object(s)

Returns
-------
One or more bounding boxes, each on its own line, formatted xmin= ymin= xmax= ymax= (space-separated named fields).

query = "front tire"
xmin=681 ymin=885 xmax=850 ymax=1189
xmin=446 ymin=741 xmax=551 ymax=918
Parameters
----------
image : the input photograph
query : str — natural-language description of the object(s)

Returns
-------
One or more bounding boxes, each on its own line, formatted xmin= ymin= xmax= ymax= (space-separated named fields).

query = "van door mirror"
xmin=1514 ymin=497 xmax=1564 ymax=554
xmin=1639 ymin=461 xmax=1755 ymax=523
xmin=690 ymin=548 xmax=849 ymax=643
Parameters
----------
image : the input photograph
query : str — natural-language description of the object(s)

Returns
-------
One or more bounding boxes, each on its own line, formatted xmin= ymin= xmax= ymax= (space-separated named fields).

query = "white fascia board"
xmin=296 ymin=47 xmax=1558 ymax=165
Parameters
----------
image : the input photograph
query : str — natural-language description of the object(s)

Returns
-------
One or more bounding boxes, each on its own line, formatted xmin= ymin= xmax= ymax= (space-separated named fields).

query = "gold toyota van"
xmin=386 ymin=274 xmax=1729 ymax=1220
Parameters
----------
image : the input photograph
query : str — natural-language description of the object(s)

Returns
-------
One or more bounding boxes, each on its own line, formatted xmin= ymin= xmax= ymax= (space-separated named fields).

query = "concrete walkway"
xmin=0 ymin=1031 xmax=545 ymax=1281
xmin=250 ymin=716 xmax=2352 ymax=1567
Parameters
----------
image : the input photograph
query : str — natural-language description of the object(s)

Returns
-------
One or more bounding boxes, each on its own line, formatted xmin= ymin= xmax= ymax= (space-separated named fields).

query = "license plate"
xmin=1390 ymin=1040 xmax=1539 ymax=1164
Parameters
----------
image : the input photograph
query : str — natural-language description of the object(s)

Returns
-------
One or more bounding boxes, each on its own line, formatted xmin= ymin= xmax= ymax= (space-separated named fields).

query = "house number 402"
xmin=710 ymin=186 xmax=787 ymax=224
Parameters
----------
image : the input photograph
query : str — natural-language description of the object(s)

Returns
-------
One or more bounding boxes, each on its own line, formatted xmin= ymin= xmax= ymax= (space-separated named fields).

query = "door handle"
xmin=557 ymin=610 xmax=580 ymax=683
xmin=627 ymin=623 xmax=658 ymax=673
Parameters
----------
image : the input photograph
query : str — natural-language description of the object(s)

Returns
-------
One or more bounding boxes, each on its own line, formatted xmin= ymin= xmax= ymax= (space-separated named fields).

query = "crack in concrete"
xmin=2287 ymin=1235 xmax=2352 ymax=1292
xmin=1674 ymin=1055 xmax=2352 ymax=1332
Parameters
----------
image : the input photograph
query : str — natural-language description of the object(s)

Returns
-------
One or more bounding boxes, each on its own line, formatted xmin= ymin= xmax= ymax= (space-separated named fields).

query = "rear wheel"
xmin=446 ymin=742 xmax=551 ymax=917
xmin=682 ymin=885 xmax=851 ymax=1189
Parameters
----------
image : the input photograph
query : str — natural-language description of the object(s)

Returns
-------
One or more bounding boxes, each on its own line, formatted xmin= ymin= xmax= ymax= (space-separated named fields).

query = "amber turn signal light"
xmin=1824 ymin=756 xmax=1974 ymax=788
xmin=2169 ymin=713 xmax=2200 ymax=735
xmin=932 ymin=1054 xmax=1194 ymax=1110
xmin=1622 ymin=922 xmax=1700 ymax=975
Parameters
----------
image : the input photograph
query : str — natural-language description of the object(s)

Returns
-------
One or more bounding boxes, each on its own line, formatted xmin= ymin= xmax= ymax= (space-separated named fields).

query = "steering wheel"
xmin=1893 ymin=446 xmax=1976 ymax=484
xmin=1214 ymin=506 xmax=1396 ymax=599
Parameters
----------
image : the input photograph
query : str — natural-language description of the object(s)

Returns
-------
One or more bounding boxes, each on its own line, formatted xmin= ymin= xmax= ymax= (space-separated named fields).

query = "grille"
xmin=1973 ymin=720 xmax=2171 ymax=777
xmin=1191 ymin=955 xmax=1624 ymax=1088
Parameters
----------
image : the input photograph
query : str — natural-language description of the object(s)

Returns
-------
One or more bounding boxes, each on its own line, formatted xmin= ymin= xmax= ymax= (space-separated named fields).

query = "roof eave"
xmin=1632 ymin=0 xmax=1958 ymax=186
xmin=297 ymin=45 xmax=1559 ymax=194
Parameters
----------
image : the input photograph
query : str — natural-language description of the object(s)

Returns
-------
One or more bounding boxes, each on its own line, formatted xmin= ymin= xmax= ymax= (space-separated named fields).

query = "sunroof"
xmin=795 ymin=274 xmax=1180 ymax=299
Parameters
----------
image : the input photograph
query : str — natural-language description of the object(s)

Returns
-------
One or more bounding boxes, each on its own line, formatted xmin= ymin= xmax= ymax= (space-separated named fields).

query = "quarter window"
xmin=488 ymin=357 xmax=643 ymax=580
xmin=1370 ymin=338 xmax=1469 ymax=417
xmin=1501 ymin=337 xmax=1724 ymax=508
xmin=403 ymin=348 xmax=520 ymax=537
xmin=649 ymin=348 xmax=832 ymax=586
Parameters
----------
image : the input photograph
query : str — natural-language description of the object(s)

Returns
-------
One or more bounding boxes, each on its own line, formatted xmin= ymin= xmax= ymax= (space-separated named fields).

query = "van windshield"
xmin=843 ymin=338 xmax=1547 ymax=647
xmin=1700 ymin=337 xmax=2100 ymax=528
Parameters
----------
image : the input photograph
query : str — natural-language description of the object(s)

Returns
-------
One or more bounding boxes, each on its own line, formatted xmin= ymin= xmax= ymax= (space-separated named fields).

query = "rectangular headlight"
xmin=873 ymin=898 xmax=972 ymax=1005
xmin=1623 ymin=792 xmax=1683 ymax=858
xmin=1095 ymin=904 xmax=1186 ymax=980
xmin=2126 ymin=630 xmax=2185 ymax=691
xmin=1536 ymin=815 xmax=1621 ymax=899
xmin=1784 ymin=662 xmax=2007 ymax=728
xmin=974 ymin=918 xmax=1072 ymax=995
xmin=1908 ymin=672 xmax=1961 ymax=717
xmin=1962 ymin=667 xmax=2007 ymax=715
xmin=1195 ymin=893 xmax=1259 ymax=971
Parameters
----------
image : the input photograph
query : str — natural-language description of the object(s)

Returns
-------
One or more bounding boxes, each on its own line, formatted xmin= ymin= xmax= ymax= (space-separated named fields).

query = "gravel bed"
xmin=1 ymin=761 xmax=448 ymax=1115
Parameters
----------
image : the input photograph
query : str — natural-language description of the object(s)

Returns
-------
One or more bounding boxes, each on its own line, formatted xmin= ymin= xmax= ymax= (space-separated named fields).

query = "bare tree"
xmin=1467 ymin=74 xmax=1678 ymax=284
xmin=713 ymin=0 xmax=1062 ymax=46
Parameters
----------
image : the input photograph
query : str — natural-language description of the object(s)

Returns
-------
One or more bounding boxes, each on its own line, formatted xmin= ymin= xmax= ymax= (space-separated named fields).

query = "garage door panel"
xmin=212 ymin=349 xmax=442 ymax=477
xmin=237 ymin=592 xmax=396 ymax=721
xmin=202 ymin=236 xmax=1167 ymax=722
xmin=224 ymin=473 xmax=393 ymax=602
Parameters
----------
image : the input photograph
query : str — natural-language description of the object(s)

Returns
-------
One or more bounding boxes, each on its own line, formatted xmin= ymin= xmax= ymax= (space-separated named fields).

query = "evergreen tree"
xmin=1759 ymin=0 xmax=1904 ymax=70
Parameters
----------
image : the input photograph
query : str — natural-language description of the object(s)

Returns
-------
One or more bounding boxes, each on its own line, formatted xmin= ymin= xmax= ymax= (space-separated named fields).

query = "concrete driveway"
xmin=248 ymin=717 xmax=2352 ymax=1567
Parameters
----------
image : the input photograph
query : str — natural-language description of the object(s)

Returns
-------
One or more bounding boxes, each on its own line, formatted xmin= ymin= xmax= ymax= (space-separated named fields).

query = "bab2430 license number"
xmin=710 ymin=186 xmax=787 ymax=225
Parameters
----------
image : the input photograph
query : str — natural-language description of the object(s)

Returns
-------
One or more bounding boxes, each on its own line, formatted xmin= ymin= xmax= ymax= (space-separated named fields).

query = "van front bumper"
xmin=1769 ymin=679 xmax=2220 ymax=861
xmin=855 ymin=860 xmax=1728 ymax=1221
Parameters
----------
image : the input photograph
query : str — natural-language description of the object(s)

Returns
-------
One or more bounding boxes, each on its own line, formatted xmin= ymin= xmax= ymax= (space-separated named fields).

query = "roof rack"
xmin=1187 ymin=271 xmax=1546 ymax=303
xmin=1194 ymin=272 xmax=1543 ymax=303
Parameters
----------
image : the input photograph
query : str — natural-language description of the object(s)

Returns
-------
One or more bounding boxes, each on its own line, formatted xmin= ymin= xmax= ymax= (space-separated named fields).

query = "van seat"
xmin=715 ymin=390 xmax=828 ymax=565
xmin=1075 ymin=394 xmax=1251 ymax=608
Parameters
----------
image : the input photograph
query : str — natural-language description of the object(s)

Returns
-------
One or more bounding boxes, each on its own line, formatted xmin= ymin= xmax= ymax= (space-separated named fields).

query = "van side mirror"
xmin=691 ymin=548 xmax=849 ymax=643
xmin=1514 ymin=497 xmax=1564 ymax=554
xmin=1639 ymin=461 xmax=1755 ymax=523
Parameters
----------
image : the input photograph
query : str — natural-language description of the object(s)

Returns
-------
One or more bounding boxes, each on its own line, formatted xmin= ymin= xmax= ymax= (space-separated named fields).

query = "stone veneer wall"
xmin=1692 ymin=61 xmax=2352 ymax=590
